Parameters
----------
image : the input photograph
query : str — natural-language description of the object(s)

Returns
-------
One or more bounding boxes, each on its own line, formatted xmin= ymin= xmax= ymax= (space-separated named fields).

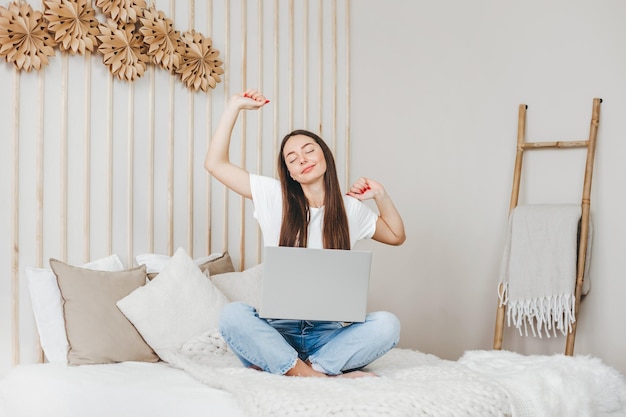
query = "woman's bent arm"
xmin=348 ymin=177 xmax=406 ymax=246
xmin=204 ymin=89 xmax=269 ymax=199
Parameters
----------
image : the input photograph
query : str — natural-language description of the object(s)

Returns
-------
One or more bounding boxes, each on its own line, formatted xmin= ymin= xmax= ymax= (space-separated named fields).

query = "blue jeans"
xmin=219 ymin=302 xmax=401 ymax=375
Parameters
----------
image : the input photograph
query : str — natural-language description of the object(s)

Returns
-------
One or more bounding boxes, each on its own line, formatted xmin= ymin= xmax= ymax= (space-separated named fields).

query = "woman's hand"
xmin=347 ymin=177 xmax=384 ymax=201
xmin=229 ymin=89 xmax=270 ymax=110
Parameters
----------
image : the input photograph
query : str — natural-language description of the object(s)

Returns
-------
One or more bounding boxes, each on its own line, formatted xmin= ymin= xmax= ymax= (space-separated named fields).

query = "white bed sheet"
xmin=0 ymin=361 xmax=247 ymax=417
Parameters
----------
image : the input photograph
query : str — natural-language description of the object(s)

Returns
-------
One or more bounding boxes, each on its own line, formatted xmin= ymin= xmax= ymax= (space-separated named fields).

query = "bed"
xmin=1 ymin=248 xmax=625 ymax=417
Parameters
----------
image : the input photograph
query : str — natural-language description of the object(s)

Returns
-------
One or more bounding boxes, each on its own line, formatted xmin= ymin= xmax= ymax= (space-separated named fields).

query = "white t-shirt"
xmin=249 ymin=174 xmax=378 ymax=249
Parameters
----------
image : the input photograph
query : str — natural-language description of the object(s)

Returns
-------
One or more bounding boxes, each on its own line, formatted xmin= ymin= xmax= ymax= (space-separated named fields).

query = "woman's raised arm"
xmin=204 ymin=89 xmax=269 ymax=199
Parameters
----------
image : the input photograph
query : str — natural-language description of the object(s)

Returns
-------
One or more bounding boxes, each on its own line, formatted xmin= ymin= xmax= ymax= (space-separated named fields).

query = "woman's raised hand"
xmin=347 ymin=177 xmax=384 ymax=201
xmin=230 ymin=89 xmax=270 ymax=110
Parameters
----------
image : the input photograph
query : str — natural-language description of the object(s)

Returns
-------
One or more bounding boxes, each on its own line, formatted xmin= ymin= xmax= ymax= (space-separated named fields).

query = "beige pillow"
xmin=200 ymin=251 xmax=236 ymax=276
xmin=50 ymin=259 xmax=159 ymax=366
xmin=146 ymin=252 xmax=235 ymax=280
xmin=211 ymin=264 xmax=263 ymax=309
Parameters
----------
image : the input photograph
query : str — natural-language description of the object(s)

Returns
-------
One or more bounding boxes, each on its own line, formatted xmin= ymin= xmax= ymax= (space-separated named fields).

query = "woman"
xmin=205 ymin=89 xmax=406 ymax=378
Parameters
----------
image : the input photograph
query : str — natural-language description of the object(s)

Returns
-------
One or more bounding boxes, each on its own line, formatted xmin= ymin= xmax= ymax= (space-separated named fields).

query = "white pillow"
xmin=117 ymin=248 xmax=229 ymax=362
xmin=25 ymin=255 xmax=125 ymax=364
xmin=210 ymin=264 xmax=263 ymax=309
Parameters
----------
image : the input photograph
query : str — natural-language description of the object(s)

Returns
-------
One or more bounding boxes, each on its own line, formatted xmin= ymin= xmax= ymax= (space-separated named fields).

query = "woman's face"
xmin=282 ymin=134 xmax=327 ymax=185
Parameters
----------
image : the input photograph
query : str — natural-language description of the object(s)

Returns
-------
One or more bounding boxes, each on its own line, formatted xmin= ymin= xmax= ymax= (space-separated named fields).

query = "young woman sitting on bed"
xmin=205 ymin=89 xmax=406 ymax=378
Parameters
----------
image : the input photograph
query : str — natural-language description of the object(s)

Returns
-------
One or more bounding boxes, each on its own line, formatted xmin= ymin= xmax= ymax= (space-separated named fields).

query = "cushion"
xmin=137 ymin=251 xmax=235 ymax=280
xmin=211 ymin=264 xmax=263 ymax=309
xmin=117 ymin=248 xmax=229 ymax=362
xmin=50 ymin=260 xmax=159 ymax=366
xmin=25 ymin=255 xmax=125 ymax=364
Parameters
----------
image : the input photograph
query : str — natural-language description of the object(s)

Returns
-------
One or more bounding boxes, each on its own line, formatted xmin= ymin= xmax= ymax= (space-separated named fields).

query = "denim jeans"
xmin=219 ymin=302 xmax=401 ymax=375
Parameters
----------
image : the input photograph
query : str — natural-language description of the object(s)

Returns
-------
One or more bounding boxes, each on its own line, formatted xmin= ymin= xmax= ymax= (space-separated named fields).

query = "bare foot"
xmin=285 ymin=359 xmax=329 ymax=377
xmin=337 ymin=370 xmax=377 ymax=378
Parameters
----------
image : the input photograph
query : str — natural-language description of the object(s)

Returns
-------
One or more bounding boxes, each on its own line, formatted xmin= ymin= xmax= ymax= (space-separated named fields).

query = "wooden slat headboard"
xmin=0 ymin=0 xmax=352 ymax=373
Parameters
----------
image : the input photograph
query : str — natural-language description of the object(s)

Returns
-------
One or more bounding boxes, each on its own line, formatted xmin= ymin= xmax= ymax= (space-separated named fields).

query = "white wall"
xmin=351 ymin=0 xmax=626 ymax=374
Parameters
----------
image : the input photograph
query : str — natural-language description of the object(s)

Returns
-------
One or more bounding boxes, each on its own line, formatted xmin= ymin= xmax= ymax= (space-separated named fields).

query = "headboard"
xmin=0 ymin=0 xmax=352 ymax=374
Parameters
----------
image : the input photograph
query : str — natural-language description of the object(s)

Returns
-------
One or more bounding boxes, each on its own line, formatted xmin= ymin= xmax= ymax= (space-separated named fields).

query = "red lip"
xmin=301 ymin=165 xmax=315 ymax=174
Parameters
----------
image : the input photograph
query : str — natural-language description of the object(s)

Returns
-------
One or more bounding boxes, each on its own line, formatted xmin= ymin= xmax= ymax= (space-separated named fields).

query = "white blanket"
xmin=459 ymin=350 xmax=626 ymax=417
xmin=498 ymin=204 xmax=590 ymax=338
xmin=167 ymin=334 xmax=511 ymax=417
xmin=166 ymin=331 xmax=626 ymax=417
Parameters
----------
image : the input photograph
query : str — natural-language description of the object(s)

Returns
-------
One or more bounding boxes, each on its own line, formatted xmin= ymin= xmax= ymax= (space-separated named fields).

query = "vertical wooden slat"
xmin=256 ymin=0 xmax=264 ymax=263
xmin=148 ymin=0 xmax=156 ymax=255
xmin=317 ymin=0 xmax=323 ymax=135
xmin=288 ymin=0 xmax=293 ymax=132
xmin=148 ymin=59 xmax=156 ymax=254
xmin=223 ymin=0 xmax=230 ymax=252
xmin=11 ymin=70 xmax=20 ymax=366
xmin=127 ymin=86 xmax=135 ymax=265
xmin=84 ymin=53 xmax=92 ymax=263
xmin=188 ymin=0 xmax=196 ymax=256
xmin=206 ymin=0 xmax=213 ymax=255
xmin=302 ymin=0 xmax=308 ymax=128
xmin=272 ymin=0 xmax=279 ymax=178
xmin=106 ymin=72 xmax=114 ymax=255
xmin=239 ymin=0 xmax=248 ymax=270
xmin=60 ymin=54 xmax=69 ymax=261
xmin=36 ymin=68 xmax=45 ymax=363
xmin=167 ymin=0 xmax=176 ymax=255
xmin=331 ymin=0 xmax=337 ymax=153
xmin=344 ymin=0 xmax=351 ymax=191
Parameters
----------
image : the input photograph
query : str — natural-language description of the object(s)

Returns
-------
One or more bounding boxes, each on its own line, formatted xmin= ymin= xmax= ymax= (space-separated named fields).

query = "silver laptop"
xmin=259 ymin=246 xmax=372 ymax=322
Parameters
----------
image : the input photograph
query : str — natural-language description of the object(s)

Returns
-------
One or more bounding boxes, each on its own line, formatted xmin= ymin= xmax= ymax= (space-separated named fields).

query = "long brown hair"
xmin=277 ymin=130 xmax=350 ymax=249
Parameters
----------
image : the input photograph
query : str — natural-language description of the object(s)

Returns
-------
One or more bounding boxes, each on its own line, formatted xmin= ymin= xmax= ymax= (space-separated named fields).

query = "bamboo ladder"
xmin=493 ymin=98 xmax=602 ymax=356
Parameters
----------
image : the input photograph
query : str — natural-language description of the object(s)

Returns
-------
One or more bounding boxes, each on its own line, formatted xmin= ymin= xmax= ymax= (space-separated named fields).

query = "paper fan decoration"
xmin=44 ymin=0 xmax=100 ymax=55
xmin=95 ymin=0 xmax=146 ymax=24
xmin=0 ymin=1 xmax=56 ymax=71
xmin=139 ymin=7 xmax=181 ymax=72
xmin=97 ymin=19 xmax=149 ymax=81
xmin=176 ymin=30 xmax=224 ymax=92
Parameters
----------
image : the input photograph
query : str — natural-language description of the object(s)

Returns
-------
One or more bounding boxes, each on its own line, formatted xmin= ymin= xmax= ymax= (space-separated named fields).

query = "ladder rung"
xmin=521 ymin=140 xmax=589 ymax=149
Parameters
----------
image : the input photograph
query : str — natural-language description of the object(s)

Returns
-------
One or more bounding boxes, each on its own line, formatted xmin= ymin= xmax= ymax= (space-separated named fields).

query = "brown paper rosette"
xmin=176 ymin=30 xmax=224 ymax=92
xmin=0 ymin=1 xmax=56 ymax=71
xmin=44 ymin=0 xmax=100 ymax=55
xmin=97 ymin=19 xmax=149 ymax=81
xmin=139 ymin=6 xmax=181 ymax=72
xmin=95 ymin=0 xmax=146 ymax=24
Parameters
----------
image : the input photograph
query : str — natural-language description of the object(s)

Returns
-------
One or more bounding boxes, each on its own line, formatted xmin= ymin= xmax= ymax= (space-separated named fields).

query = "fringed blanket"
xmin=498 ymin=204 xmax=591 ymax=338
xmin=165 ymin=331 xmax=626 ymax=417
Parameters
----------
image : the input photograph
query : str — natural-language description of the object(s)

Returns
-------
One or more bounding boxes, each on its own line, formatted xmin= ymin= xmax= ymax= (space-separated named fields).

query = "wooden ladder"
xmin=493 ymin=98 xmax=602 ymax=356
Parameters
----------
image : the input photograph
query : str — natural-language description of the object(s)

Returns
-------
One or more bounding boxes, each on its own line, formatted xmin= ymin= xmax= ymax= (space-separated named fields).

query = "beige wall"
xmin=350 ymin=0 xmax=626 ymax=374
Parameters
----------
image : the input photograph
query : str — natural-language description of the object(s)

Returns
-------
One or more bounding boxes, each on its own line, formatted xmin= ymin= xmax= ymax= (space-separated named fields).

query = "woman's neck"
xmin=302 ymin=182 xmax=325 ymax=208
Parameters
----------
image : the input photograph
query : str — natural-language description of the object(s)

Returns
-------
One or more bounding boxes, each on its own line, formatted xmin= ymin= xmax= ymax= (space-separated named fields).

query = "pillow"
xmin=50 ymin=260 xmax=159 ymax=366
xmin=137 ymin=251 xmax=235 ymax=280
xmin=211 ymin=264 xmax=263 ymax=309
xmin=25 ymin=255 xmax=125 ymax=364
xmin=117 ymin=248 xmax=229 ymax=362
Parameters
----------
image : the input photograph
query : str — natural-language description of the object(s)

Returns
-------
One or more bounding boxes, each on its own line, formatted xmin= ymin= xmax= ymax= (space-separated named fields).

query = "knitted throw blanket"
xmin=498 ymin=204 xmax=588 ymax=338
xmin=166 ymin=331 xmax=626 ymax=417
xmin=165 ymin=332 xmax=511 ymax=417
